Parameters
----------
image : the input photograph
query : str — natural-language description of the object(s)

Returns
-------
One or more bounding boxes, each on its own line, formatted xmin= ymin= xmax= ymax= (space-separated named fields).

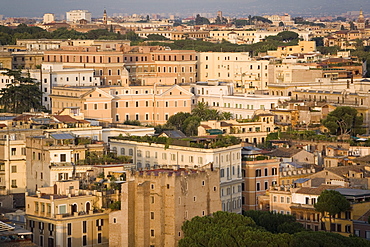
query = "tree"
xmin=312 ymin=37 xmax=324 ymax=47
xmin=182 ymin=116 xmax=201 ymax=136
xmin=291 ymin=231 xmax=370 ymax=247
xmin=243 ymin=210 xmax=305 ymax=234
xmin=146 ymin=34 xmax=169 ymax=41
xmin=179 ymin=211 xmax=292 ymax=247
xmin=251 ymin=16 xmax=273 ymax=24
xmin=123 ymin=120 xmax=141 ymax=126
xmin=125 ymin=31 xmax=141 ymax=41
xmin=166 ymin=112 xmax=191 ymax=130
xmin=195 ymin=14 xmax=210 ymax=25
xmin=321 ymin=106 xmax=365 ymax=136
xmin=0 ymin=69 xmax=43 ymax=113
xmin=314 ymin=190 xmax=350 ymax=231
xmin=277 ymin=31 xmax=299 ymax=42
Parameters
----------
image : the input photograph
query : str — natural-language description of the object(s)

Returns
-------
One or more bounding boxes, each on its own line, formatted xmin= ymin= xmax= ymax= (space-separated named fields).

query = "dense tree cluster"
xmin=321 ymin=106 xmax=365 ymax=136
xmin=147 ymin=32 xmax=299 ymax=53
xmin=179 ymin=211 xmax=370 ymax=247
xmin=243 ymin=210 xmax=306 ymax=234
xmin=0 ymin=24 xmax=141 ymax=45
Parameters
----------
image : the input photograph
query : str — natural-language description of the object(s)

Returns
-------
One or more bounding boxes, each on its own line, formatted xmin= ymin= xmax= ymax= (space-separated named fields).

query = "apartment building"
xmin=267 ymin=63 xmax=324 ymax=85
xmin=25 ymin=133 xmax=105 ymax=193
xmin=26 ymin=180 xmax=111 ymax=247
xmin=293 ymin=85 xmax=370 ymax=126
xmin=192 ymin=82 xmax=289 ymax=119
xmin=44 ymin=46 xmax=197 ymax=86
xmin=241 ymin=158 xmax=279 ymax=211
xmin=28 ymin=63 xmax=100 ymax=110
xmin=267 ymin=41 xmax=316 ymax=58
xmin=198 ymin=115 xmax=275 ymax=144
xmin=50 ymin=84 xmax=194 ymax=125
xmin=197 ymin=52 xmax=270 ymax=91
xmin=109 ymin=136 xmax=243 ymax=214
xmin=16 ymin=39 xmax=68 ymax=51
xmin=66 ymin=10 xmax=92 ymax=23
xmin=12 ymin=51 xmax=44 ymax=70
xmin=270 ymin=185 xmax=370 ymax=238
xmin=109 ymin=168 xmax=221 ymax=247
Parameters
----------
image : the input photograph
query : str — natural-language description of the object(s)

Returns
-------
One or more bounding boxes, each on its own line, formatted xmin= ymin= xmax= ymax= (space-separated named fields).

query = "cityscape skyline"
xmin=2 ymin=0 xmax=370 ymax=18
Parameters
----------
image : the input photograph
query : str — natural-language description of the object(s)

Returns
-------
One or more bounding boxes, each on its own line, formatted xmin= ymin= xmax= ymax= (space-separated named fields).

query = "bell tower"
xmin=103 ymin=9 xmax=107 ymax=25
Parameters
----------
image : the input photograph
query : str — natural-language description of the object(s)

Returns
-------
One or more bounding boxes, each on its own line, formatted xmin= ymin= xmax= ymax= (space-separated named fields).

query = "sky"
xmin=2 ymin=0 xmax=370 ymax=18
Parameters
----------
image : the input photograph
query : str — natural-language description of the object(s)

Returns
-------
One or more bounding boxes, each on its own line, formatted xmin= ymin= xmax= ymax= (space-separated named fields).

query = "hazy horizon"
xmin=2 ymin=0 xmax=370 ymax=18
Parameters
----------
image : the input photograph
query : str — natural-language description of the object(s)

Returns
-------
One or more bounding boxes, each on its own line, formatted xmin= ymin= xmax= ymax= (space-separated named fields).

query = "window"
xmin=39 ymin=236 xmax=44 ymax=247
xmin=272 ymin=167 xmax=277 ymax=175
xmin=264 ymin=168 xmax=268 ymax=176
xmin=59 ymin=205 xmax=66 ymax=214
xmin=83 ymin=235 xmax=87 ymax=246
xmin=151 ymin=212 xmax=154 ymax=219
xmin=255 ymin=169 xmax=261 ymax=177
xmin=60 ymin=154 xmax=66 ymax=162
xmin=83 ymin=221 xmax=87 ymax=233
xmin=256 ymin=182 xmax=260 ymax=191
xmin=11 ymin=148 xmax=16 ymax=155
xmin=67 ymin=237 xmax=72 ymax=247
xmin=264 ymin=181 xmax=268 ymax=190
xmin=345 ymin=225 xmax=351 ymax=233
xmin=98 ymin=233 xmax=102 ymax=244
xmin=67 ymin=223 xmax=72 ymax=235
xmin=11 ymin=179 xmax=17 ymax=188
xmin=11 ymin=166 xmax=17 ymax=173
xmin=220 ymin=169 xmax=224 ymax=177
xmin=151 ymin=229 xmax=155 ymax=237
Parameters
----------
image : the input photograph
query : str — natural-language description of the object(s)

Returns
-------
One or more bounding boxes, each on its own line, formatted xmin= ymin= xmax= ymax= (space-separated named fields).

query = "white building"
xmin=109 ymin=138 xmax=243 ymax=214
xmin=29 ymin=63 xmax=100 ymax=110
xmin=197 ymin=52 xmax=270 ymax=91
xmin=43 ymin=13 xmax=55 ymax=24
xmin=66 ymin=10 xmax=92 ymax=23
xmin=191 ymin=82 xmax=290 ymax=119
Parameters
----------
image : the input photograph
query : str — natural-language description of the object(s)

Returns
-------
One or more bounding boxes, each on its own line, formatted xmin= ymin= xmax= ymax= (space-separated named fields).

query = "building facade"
xmin=109 ymin=137 xmax=243 ymax=214
xmin=109 ymin=168 xmax=221 ymax=247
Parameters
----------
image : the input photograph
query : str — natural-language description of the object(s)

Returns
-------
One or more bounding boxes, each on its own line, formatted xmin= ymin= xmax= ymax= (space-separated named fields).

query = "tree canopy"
xmin=195 ymin=14 xmax=210 ymax=25
xmin=179 ymin=211 xmax=369 ymax=247
xmin=321 ymin=106 xmax=365 ymax=136
xmin=243 ymin=210 xmax=306 ymax=234
xmin=314 ymin=190 xmax=351 ymax=231
xmin=161 ymin=103 xmax=233 ymax=136
xmin=179 ymin=211 xmax=292 ymax=247
xmin=0 ymin=69 xmax=44 ymax=113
